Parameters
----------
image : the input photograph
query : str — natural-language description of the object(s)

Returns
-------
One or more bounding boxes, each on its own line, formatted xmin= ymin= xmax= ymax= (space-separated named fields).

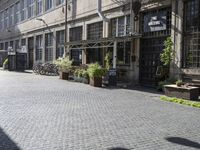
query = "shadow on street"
xmin=165 ymin=137 xmax=200 ymax=149
xmin=0 ymin=127 xmax=20 ymax=150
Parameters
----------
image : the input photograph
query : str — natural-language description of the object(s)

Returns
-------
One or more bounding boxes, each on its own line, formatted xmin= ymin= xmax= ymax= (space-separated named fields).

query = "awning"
xmin=65 ymin=35 xmax=141 ymax=49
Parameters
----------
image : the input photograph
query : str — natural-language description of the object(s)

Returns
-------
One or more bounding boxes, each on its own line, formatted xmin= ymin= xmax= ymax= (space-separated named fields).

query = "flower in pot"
xmin=87 ymin=63 xmax=107 ymax=87
xmin=54 ymin=56 xmax=73 ymax=80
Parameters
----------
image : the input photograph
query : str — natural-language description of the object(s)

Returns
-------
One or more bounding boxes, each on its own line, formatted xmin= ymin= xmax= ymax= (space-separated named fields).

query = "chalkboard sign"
xmin=109 ymin=68 xmax=117 ymax=76
xmin=108 ymin=68 xmax=117 ymax=86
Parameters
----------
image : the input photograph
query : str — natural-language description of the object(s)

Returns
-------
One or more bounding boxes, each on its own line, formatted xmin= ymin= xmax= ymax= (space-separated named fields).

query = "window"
xmin=111 ymin=15 xmax=130 ymax=37
xmin=10 ymin=41 xmax=14 ymax=49
xmin=69 ymin=26 xmax=82 ymax=42
xmin=21 ymin=39 xmax=26 ymax=46
xmin=71 ymin=50 xmax=82 ymax=66
xmin=5 ymin=42 xmax=8 ymax=51
xmin=15 ymin=40 xmax=20 ymax=50
xmin=21 ymin=0 xmax=26 ymax=21
xmin=183 ymin=0 xmax=200 ymax=68
xmin=0 ymin=43 xmax=4 ymax=50
xmin=9 ymin=5 xmax=14 ymax=27
xmin=117 ymin=41 xmax=131 ymax=65
xmin=46 ymin=0 xmax=53 ymax=11
xmin=87 ymin=22 xmax=103 ymax=40
xmin=56 ymin=0 xmax=64 ymax=6
xmin=28 ymin=0 xmax=35 ymax=18
xmin=37 ymin=0 xmax=43 ymax=15
xmin=0 ymin=12 xmax=3 ymax=31
xmin=56 ymin=30 xmax=65 ymax=58
xmin=45 ymin=33 xmax=53 ymax=61
xmin=4 ymin=9 xmax=9 ymax=29
xmin=36 ymin=35 xmax=43 ymax=61
xmin=15 ymin=2 xmax=20 ymax=24
xmin=86 ymin=48 xmax=103 ymax=65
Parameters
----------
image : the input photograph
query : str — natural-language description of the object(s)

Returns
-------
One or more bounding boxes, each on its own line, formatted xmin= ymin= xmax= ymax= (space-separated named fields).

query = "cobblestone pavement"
xmin=0 ymin=71 xmax=200 ymax=150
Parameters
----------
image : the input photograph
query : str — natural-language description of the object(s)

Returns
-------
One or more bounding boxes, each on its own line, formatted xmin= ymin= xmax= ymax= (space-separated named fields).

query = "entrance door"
xmin=139 ymin=37 xmax=166 ymax=87
xmin=28 ymin=37 xmax=34 ymax=69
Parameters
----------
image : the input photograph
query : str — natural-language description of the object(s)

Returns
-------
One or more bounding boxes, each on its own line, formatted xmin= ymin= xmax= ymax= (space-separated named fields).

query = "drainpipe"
xmin=97 ymin=0 xmax=109 ymax=22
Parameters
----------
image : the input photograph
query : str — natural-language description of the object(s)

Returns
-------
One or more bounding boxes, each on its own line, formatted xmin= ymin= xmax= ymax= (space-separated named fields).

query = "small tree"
xmin=160 ymin=37 xmax=174 ymax=66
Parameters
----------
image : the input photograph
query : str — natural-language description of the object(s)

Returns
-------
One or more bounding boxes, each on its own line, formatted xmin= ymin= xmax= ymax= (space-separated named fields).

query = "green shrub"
xmin=175 ymin=80 xmax=184 ymax=87
xmin=160 ymin=96 xmax=200 ymax=108
xmin=87 ymin=63 xmax=107 ymax=78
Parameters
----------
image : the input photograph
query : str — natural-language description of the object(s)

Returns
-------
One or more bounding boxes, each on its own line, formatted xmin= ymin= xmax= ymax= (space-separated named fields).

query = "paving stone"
xmin=0 ymin=71 xmax=200 ymax=150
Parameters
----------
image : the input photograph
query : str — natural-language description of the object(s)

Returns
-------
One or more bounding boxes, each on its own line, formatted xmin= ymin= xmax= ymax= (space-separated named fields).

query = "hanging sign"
xmin=144 ymin=11 xmax=167 ymax=32
xmin=8 ymin=47 xmax=16 ymax=55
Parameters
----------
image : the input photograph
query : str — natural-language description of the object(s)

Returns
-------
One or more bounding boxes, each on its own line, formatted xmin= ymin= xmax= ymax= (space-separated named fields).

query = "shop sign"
xmin=144 ymin=11 xmax=167 ymax=32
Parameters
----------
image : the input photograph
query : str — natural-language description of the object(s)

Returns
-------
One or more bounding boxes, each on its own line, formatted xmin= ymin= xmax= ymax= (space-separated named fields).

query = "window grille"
xmin=56 ymin=30 xmax=65 ymax=58
xmin=9 ymin=5 xmax=14 ymax=27
xmin=15 ymin=2 xmax=20 ymax=24
xmin=45 ymin=33 xmax=53 ymax=62
xmin=56 ymin=0 xmax=64 ymax=6
xmin=10 ymin=41 xmax=14 ymax=49
xmin=182 ymin=0 xmax=200 ymax=68
xmin=69 ymin=26 xmax=82 ymax=42
xmin=0 ymin=43 xmax=4 ymax=50
xmin=21 ymin=39 xmax=26 ymax=46
xmin=36 ymin=35 xmax=43 ymax=61
xmin=46 ymin=0 xmax=53 ymax=11
xmin=0 ymin=12 xmax=3 ymax=31
xmin=110 ymin=15 xmax=130 ymax=37
xmin=28 ymin=0 xmax=35 ymax=18
xmin=5 ymin=42 xmax=8 ymax=51
xmin=117 ymin=41 xmax=131 ymax=65
xmin=87 ymin=22 xmax=103 ymax=40
xmin=4 ymin=9 xmax=9 ymax=29
xmin=15 ymin=40 xmax=20 ymax=50
xmin=37 ymin=0 xmax=43 ymax=15
xmin=21 ymin=0 xmax=26 ymax=21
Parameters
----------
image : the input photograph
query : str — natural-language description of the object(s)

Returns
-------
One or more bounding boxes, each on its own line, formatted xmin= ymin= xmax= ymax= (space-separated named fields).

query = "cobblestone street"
xmin=0 ymin=71 xmax=200 ymax=150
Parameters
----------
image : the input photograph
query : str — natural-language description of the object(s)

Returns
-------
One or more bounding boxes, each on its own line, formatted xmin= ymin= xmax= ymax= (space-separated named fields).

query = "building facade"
xmin=0 ymin=0 xmax=199 ymax=87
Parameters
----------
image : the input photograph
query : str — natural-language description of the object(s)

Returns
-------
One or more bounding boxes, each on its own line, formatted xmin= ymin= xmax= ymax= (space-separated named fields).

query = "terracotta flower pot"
xmin=59 ymin=72 xmax=69 ymax=80
xmin=89 ymin=77 xmax=102 ymax=87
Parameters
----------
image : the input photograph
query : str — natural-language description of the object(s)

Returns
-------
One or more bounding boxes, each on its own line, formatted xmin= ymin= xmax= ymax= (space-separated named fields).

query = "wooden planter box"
xmin=59 ymin=72 xmax=69 ymax=80
xmin=89 ymin=77 xmax=102 ymax=87
xmin=164 ymin=84 xmax=199 ymax=100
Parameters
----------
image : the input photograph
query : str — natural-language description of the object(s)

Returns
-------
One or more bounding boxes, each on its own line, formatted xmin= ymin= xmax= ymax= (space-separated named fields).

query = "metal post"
xmin=113 ymin=40 xmax=117 ymax=69
xmin=64 ymin=0 xmax=68 ymax=57
xmin=130 ymin=0 xmax=134 ymax=35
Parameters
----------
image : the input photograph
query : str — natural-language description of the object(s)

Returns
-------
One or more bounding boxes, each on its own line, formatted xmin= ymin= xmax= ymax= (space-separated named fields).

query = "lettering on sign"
xmin=144 ymin=11 xmax=167 ymax=32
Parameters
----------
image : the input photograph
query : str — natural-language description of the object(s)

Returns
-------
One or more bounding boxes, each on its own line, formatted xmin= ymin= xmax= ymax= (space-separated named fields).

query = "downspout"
xmin=97 ymin=0 xmax=109 ymax=22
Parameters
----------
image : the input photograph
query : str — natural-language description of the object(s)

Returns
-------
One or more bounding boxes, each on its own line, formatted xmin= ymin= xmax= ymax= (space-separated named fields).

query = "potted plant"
xmin=87 ymin=63 xmax=107 ymax=87
xmin=102 ymin=52 xmax=112 ymax=86
xmin=54 ymin=56 xmax=73 ymax=80
xmin=176 ymin=80 xmax=184 ymax=87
